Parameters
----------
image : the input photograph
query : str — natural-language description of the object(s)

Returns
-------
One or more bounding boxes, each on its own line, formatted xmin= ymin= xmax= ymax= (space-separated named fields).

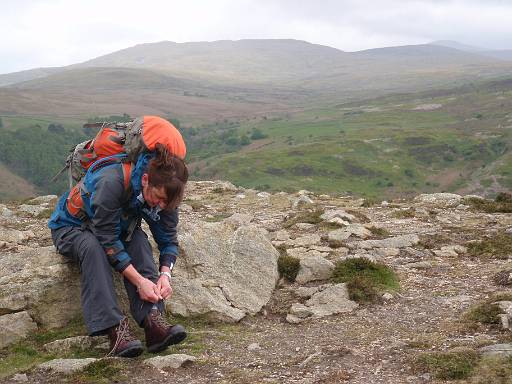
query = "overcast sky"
xmin=1 ymin=0 xmax=511 ymax=74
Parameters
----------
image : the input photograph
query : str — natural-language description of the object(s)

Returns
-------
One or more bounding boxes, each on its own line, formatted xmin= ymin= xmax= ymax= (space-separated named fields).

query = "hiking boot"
xmin=107 ymin=317 xmax=144 ymax=358
xmin=144 ymin=309 xmax=187 ymax=353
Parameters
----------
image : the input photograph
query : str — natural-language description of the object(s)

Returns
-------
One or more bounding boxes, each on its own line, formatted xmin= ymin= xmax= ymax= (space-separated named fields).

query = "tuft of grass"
xmin=283 ymin=209 xmax=323 ymax=228
xmin=368 ymin=226 xmax=390 ymax=238
xmin=412 ymin=348 xmax=478 ymax=380
xmin=467 ymin=233 xmax=512 ymax=259
xmin=332 ymin=258 xmax=399 ymax=303
xmin=277 ymin=254 xmax=301 ymax=282
xmin=465 ymin=303 xmax=502 ymax=325
xmin=73 ymin=358 xmax=126 ymax=383
xmin=418 ymin=233 xmax=452 ymax=249
xmin=471 ymin=355 xmax=512 ymax=384
xmin=36 ymin=208 xmax=53 ymax=219
xmin=496 ymin=192 xmax=512 ymax=203
xmin=391 ymin=208 xmax=416 ymax=219
xmin=361 ymin=198 xmax=379 ymax=207
xmin=464 ymin=293 xmax=512 ymax=326
xmin=466 ymin=197 xmax=512 ymax=213
xmin=328 ymin=239 xmax=346 ymax=249
xmin=493 ymin=269 xmax=512 ymax=286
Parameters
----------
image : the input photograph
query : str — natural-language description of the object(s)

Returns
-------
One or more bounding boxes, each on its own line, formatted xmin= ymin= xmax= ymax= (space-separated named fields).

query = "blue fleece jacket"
xmin=48 ymin=154 xmax=179 ymax=272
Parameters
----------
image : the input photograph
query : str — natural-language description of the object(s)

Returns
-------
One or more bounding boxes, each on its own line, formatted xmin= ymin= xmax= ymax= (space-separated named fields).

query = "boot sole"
xmin=147 ymin=327 xmax=187 ymax=354
xmin=116 ymin=342 xmax=144 ymax=358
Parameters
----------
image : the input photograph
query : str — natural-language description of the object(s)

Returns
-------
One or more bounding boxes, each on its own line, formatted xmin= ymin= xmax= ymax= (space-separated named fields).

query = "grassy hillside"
xmin=189 ymin=77 xmax=512 ymax=198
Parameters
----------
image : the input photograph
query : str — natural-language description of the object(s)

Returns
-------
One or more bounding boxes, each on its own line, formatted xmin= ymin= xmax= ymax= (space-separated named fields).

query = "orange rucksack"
xmin=54 ymin=115 xmax=186 ymax=188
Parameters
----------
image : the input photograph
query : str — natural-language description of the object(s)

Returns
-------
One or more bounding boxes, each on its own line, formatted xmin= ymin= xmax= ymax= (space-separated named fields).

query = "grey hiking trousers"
xmin=51 ymin=226 xmax=165 ymax=335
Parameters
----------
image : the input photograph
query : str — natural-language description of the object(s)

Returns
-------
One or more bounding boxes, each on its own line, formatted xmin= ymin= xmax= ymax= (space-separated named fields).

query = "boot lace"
xmin=151 ymin=310 xmax=171 ymax=329
xmin=106 ymin=317 xmax=136 ymax=357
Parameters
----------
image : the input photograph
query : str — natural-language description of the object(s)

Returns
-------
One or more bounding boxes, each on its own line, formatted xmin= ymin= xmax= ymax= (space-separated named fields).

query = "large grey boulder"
xmin=0 ymin=247 xmax=81 ymax=329
xmin=168 ymin=220 xmax=279 ymax=322
xmin=0 ymin=311 xmax=38 ymax=348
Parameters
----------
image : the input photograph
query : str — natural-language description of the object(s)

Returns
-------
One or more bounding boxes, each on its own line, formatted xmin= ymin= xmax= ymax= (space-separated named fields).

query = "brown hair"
xmin=147 ymin=143 xmax=188 ymax=210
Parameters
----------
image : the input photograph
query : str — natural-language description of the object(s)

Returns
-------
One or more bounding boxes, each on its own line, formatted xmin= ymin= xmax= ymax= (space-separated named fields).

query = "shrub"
xmin=467 ymin=233 xmax=512 ymax=259
xmin=465 ymin=197 xmax=512 ymax=213
xmin=391 ymin=208 xmax=415 ymax=219
xmin=332 ymin=258 xmax=399 ymax=303
xmin=412 ymin=349 xmax=478 ymax=380
xmin=278 ymin=255 xmax=300 ymax=282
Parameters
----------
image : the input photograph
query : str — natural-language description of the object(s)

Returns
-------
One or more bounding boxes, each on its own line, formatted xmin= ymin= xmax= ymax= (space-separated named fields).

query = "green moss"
xmin=73 ymin=358 xmax=127 ymax=383
xmin=467 ymin=233 xmax=512 ymax=259
xmin=368 ymin=226 xmax=390 ymax=238
xmin=277 ymin=254 xmax=301 ymax=282
xmin=332 ymin=258 xmax=399 ymax=303
xmin=412 ymin=349 xmax=478 ymax=380
xmin=283 ymin=209 xmax=323 ymax=228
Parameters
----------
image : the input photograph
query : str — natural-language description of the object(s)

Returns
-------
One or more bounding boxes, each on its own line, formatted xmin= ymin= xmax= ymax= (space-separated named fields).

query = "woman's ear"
xmin=141 ymin=173 xmax=149 ymax=187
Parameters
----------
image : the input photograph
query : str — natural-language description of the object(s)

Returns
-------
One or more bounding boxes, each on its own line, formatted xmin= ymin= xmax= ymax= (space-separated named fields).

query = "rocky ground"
xmin=1 ymin=182 xmax=512 ymax=383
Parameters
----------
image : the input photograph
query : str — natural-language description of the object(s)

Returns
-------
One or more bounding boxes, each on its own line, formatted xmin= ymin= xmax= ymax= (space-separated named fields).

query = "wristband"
xmin=159 ymin=271 xmax=172 ymax=283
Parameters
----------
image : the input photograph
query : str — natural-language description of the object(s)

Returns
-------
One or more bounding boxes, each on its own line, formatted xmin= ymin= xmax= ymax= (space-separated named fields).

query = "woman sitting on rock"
xmin=48 ymin=143 xmax=188 ymax=357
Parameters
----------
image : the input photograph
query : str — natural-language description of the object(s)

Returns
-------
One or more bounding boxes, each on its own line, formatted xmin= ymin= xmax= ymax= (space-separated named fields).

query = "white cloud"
xmin=0 ymin=0 xmax=511 ymax=73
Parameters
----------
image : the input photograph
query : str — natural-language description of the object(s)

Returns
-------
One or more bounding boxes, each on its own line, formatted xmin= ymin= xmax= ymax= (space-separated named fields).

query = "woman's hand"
xmin=137 ymin=277 xmax=162 ymax=303
xmin=156 ymin=274 xmax=173 ymax=300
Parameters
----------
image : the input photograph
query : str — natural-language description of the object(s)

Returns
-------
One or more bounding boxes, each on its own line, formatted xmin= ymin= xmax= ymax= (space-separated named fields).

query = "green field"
xmin=0 ymin=77 xmax=511 ymax=201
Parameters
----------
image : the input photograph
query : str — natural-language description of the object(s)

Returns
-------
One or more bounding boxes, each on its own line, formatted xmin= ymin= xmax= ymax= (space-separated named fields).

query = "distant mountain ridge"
xmin=2 ymin=38 xmax=512 ymax=120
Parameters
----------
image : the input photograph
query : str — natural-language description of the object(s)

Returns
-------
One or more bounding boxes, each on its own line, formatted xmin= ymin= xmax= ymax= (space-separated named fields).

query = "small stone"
xmin=235 ymin=194 xmax=246 ymax=199
xmin=381 ymin=201 xmax=389 ymax=207
xmin=0 ymin=204 xmax=14 ymax=217
xmin=38 ymin=358 xmax=98 ymax=374
xmin=295 ymin=256 xmax=335 ymax=284
xmin=247 ymin=343 xmax=261 ymax=351
xmin=289 ymin=234 xmax=321 ymax=247
xmin=295 ymin=286 xmax=320 ymax=298
xmin=286 ymin=314 xmax=304 ymax=324
xmin=292 ymin=195 xmax=314 ymax=208
xmin=223 ymin=213 xmax=253 ymax=228
xmin=321 ymin=209 xmax=356 ymax=223
xmin=499 ymin=314 xmax=510 ymax=330
xmin=257 ymin=192 xmax=271 ymax=198
xmin=180 ymin=204 xmax=193 ymax=213
xmin=293 ymin=223 xmax=316 ymax=231
xmin=382 ymin=293 xmax=394 ymax=301
xmin=144 ymin=354 xmax=197 ymax=370
xmin=11 ymin=373 xmax=28 ymax=382
xmin=289 ymin=303 xmax=313 ymax=318
xmin=406 ymin=261 xmax=432 ymax=270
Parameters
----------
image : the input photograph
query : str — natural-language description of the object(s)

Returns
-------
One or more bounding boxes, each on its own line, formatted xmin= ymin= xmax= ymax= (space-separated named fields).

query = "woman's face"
xmin=141 ymin=173 xmax=168 ymax=209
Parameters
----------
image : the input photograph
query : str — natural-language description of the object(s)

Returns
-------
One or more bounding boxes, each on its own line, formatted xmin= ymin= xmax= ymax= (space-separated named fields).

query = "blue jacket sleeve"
xmin=145 ymin=208 xmax=179 ymax=269
xmin=89 ymin=167 xmax=131 ymax=272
